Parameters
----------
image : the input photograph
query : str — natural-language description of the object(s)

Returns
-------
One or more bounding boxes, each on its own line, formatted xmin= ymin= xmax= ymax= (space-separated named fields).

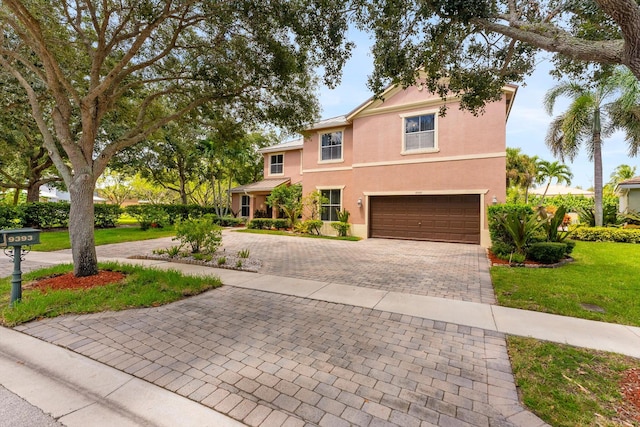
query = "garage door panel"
xmin=369 ymin=195 xmax=480 ymax=244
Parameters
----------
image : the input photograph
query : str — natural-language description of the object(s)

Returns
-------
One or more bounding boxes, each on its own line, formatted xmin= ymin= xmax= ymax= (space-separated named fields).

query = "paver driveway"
xmin=9 ymin=232 xmax=542 ymax=426
xmin=83 ymin=230 xmax=494 ymax=304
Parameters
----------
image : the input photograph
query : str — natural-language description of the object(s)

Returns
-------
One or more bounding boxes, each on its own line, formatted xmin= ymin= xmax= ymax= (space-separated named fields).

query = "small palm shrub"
xmin=174 ymin=215 xmax=222 ymax=254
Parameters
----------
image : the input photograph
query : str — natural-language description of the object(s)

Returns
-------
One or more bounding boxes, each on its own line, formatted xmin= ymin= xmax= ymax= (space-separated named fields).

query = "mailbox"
xmin=1 ymin=228 xmax=41 ymax=306
xmin=0 ymin=228 xmax=41 ymax=247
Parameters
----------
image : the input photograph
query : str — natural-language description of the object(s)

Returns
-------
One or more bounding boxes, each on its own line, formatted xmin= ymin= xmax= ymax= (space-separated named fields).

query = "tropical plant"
xmin=330 ymin=209 xmax=351 ymax=237
xmin=496 ymin=210 xmax=543 ymax=255
xmin=506 ymin=148 xmax=539 ymax=204
xmin=266 ymin=184 xmax=303 ymax=227
xmin=538 ymin=206 xmax=571 ymax=243
xmin=544 ymin=68 xmax=640 ymax=227
xmin=535 ymin=161 xmax=573 ymax=203
xmin=607 ymin=164 xmax=637 ymax=189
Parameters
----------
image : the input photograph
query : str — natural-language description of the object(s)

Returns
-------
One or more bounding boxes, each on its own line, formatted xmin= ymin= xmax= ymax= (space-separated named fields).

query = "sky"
xmin=314 ymin=31 xmax=640 ymax=190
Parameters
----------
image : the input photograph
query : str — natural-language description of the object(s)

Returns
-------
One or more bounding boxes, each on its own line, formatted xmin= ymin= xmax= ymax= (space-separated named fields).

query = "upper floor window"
xmin=320 ymin=131 xmax=342 ymax=161
xmin=270 ymin=154 xmax=284 ymax=175
xmin=404 ymin=113 xmax=435 ymax=152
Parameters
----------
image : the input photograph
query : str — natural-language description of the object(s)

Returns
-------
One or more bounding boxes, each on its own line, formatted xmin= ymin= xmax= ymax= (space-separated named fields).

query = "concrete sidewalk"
xmin=2 ymin=249 xmax=639 ymax=426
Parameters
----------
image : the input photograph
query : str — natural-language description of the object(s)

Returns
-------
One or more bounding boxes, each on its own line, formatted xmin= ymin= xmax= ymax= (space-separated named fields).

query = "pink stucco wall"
xmin=264 ymin=149 xmax=303 ymax=182
xmin=300 ymin=87 xmax=510 ymax=241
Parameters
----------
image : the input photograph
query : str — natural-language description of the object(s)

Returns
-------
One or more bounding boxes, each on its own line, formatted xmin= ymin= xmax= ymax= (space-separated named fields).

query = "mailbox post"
xmin=1 ymin=228 xmax=41 ymax=306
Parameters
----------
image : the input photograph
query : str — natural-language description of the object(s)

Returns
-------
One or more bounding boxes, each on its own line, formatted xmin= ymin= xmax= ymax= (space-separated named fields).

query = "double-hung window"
xmin=404 ymin=113 xmax=436 ymax=152
xmin=320 ymin=189 xmax=341 ymax=221
xmin=270 ymin=154 xmax=284 ymax=175
xmin=320 ymin=131 xmax=342 ymax=161
xmin=240 ymin=195 xmax=250 ymax=217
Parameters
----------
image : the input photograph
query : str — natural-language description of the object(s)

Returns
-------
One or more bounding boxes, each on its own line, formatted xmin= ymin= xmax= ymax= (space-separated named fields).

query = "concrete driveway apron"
xmin=12 ymin=232 xmax=543 ymax=426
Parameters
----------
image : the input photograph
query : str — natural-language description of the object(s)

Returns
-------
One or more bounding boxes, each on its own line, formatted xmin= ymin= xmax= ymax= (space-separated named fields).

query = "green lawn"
xmin=491 ymin=241 xmax=640 ymax=326
xmin=508 ymin=337 xmax=639 ymax=427
xmin=0 ymin=262 xmax=222 ymax=326
xmin=35 ymin=227 xmax=176 ymax=251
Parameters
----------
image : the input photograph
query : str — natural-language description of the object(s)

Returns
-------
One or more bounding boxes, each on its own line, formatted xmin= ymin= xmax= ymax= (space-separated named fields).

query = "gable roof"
xmin=345 ymin=82 xmax=518 ymax=123
xmin=618 ymin=176 xmax=640 ymax=186
xmin=615 ymin=176 xmax=640 ymax=194
xmin=259 ymin=138 xmax=303 ymax=154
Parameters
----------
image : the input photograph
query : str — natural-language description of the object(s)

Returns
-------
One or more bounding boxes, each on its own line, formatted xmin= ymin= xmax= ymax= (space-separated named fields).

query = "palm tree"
xmin=506 ymin=147 xmax=539 ymax=203
xmin=544 ymin=69 xmax=640 ymax=226
xmin=608 ymin=164 xmax=637 ymax=188
xmin=536 ymin=160 xmax=573 ymax=203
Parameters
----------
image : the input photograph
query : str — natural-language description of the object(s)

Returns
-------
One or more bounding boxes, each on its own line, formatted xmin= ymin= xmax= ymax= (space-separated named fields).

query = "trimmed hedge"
xmin=94 ymin=204 xmax=123 ymax=228
xmin=124 ymin=204 xmax=219 ymax=225
xmin=571 ymin=227 xmax=640 ymax=243
xmin=0 ymin=204 xmax=20 ymax=229
xmin=247 ymin=218 xmax=288 ymax=230
xmin=22 ymin=202 xmax=70 ymax=228
xmin=527 ymin=242 xmax=568 ymax=264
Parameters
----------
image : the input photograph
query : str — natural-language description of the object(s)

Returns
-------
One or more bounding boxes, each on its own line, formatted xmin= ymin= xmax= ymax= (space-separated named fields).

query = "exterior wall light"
xmin=492 ymin=195 xmax=498 ymax=205
xmin=357 ymin=198 xmax=363 ymax=208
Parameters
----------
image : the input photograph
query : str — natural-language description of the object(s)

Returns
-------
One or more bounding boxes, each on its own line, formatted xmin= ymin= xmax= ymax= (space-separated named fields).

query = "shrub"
xmin=495 ymin=209 xmax=542 ymax=255
xmin=488 ymin=204 xmax=535 ymax=252
xmin=491 ymin=241 xmax=514 ymax=258
xmin=527 ymin=242 xmax=568 ymax=264
xmin=330 ymin=221 xmax=351 ymax=237
xmin=237 ymin=249 xmax=250 ymax=258
xmin=0 ymin=204 xmax=22 ymax=228
xmin=215 ymin=216 xmax=244 ymax=227
xmin=294 ymin=219 xmax=323 ymax=235
xmin=564 ymin=239 xmax=576 ymax=255
xmin=273 ymin=219 xmax=289 ymax=230
xmin=217 ymin=257 xmax=226 ymax=265
xmin=571 ymin=227 xmax=640 ymax=243
xmin=173 ymin=216 xmax=222 ymax=253
xmin=247 ymin=218 xmax=273 ymax=229
xmin=94 ymin=204 xmax=123 ymax=228
xmin=126 ymin=205 xmax=170 ymax=230
xmin=22 ymin=201 xmax=70 ymax=228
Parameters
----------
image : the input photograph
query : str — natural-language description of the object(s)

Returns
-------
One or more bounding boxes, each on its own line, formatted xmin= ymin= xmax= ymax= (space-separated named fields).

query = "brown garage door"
xmin=369 ymin=195 xmax=480 ymax=244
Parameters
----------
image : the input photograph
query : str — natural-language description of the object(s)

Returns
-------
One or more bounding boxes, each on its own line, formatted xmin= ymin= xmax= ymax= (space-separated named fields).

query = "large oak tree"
xmin=359 ymin=0 xmax=640 ymax=113
xmin=0 ymin=0 xmax=352 ymax=276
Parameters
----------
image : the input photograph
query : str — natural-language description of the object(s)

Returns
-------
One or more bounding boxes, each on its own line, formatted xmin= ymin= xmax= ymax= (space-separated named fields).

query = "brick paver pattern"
xmin=7 ymin=231 xmax=495 ymax=303
xmin=17 ymin=287 xmax=521 ymax=427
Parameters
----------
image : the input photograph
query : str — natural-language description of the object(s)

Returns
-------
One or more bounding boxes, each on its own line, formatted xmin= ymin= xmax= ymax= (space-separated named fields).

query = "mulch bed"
xmin=620 ymin=368 xmax=640 ymax=422
xmin=487 ymin=250 xmax=573 ymax=268
xmin=28 ymin=270 xmax=126 ymax=292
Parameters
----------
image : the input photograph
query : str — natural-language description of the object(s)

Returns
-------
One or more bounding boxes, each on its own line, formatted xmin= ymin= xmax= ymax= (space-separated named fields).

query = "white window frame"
xmin=400 ymin=109 xmax=439 ymax=155
xmin=240 ymin=195 xmax=251 ymax=217
xmin=317 ymin=187 xmax=344 ymax=222
xmin=269 ymin=153 xmax=284 ymax=176
xmin=318 ymin=128 xmax=344 ymax=164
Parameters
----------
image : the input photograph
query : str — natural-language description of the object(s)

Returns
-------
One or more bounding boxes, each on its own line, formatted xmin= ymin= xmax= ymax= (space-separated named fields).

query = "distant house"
xmin=232 ymin=83 xmax=517 ymax=246
xmin=615 ymin=176 xmax=640 ymax=213
xmin=529 ymin=185 xmax=594 ymax=198
xmin=39 ymin=184 xmax=106 ymax=203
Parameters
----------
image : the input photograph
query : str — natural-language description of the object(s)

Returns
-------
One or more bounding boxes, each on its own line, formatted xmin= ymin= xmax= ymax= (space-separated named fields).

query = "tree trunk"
xmin=69 ymin=173 xmax=98 ymax=277
xmin=26 ymin=183 xmax=40 ymax=203
xmin=593 ymin=133 xmax=604 ymax=227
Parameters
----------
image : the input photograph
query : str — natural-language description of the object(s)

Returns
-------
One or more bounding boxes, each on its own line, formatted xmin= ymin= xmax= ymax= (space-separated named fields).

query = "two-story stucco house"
xmin=231 ymin=83 xmax=516 ymax=247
